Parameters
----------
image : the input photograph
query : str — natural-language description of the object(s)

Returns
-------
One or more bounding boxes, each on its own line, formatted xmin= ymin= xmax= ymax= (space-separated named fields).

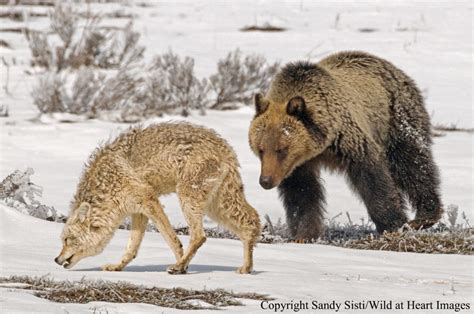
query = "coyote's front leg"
xmin=102 ymin=213 xmax=148 ymax=271
xmin=143 ymin=198 xmax=184 ymax=261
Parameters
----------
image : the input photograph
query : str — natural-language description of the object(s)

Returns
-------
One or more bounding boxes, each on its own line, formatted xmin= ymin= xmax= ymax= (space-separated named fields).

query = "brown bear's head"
xmin=249 ymin=92 xmax=328 ymax=189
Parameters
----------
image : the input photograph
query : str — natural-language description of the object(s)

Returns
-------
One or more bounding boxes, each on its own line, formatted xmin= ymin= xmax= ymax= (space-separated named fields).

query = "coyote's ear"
xmin=286 ymin=96 xmax=306 ymax=117
xmin=255 ymin=93 xmax=270 ymax=116
xmin=76 ymin=202 xmax=91 ymax=223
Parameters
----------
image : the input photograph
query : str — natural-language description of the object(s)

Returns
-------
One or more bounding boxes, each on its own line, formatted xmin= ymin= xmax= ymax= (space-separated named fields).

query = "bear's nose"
xmin=54 ymin=256 xmax=61 ymax=265
xmin=259 ymin=176 xmax=274 ymax=189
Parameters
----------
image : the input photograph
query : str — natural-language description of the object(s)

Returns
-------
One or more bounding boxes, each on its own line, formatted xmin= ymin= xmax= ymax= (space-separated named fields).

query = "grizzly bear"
xmin=249 ymin=51 xmax=442 ymax=241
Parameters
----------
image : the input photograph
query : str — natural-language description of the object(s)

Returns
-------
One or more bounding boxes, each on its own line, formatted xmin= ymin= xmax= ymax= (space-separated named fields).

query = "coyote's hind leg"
xmin=166 ymin=203 xmax=206 ymax=274
xmin=236 ymin=236 xmax=256 ymax=274
xmin=167 ymin=160 xmax=221 ymax=274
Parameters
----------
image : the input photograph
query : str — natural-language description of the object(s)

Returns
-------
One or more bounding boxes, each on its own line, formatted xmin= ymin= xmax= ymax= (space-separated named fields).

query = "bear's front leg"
xmin=346 ymin=157 xmax=408 ymax=233
xmin=278 ymin=161 xmax=325 ymax=242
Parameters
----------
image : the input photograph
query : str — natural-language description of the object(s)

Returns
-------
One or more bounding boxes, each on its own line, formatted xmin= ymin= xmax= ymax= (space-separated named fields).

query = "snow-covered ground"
xmin=1 ymin=204 xmax=472 ymax=313
xmin=0 ymin=0 xmax=472 ymax=312
xmin=1 ymin=108 xmax=473 ymax=228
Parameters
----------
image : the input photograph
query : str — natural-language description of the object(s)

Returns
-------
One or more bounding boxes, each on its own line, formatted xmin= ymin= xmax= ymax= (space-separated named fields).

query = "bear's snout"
xmin=259 ymin=175 xmax=275 ymax=189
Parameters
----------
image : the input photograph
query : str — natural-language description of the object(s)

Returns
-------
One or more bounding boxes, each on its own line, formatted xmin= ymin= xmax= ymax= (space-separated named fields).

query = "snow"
xmin=1 ymin=108 xmax=472 ymax=227
xmin=1 ymin=204 xmax=472 ymax=313
xmin=0 ymin=0 xmax=472 ymax=312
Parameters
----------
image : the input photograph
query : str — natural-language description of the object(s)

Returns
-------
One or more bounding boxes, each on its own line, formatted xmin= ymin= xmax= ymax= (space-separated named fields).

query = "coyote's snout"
xmin=55 ymin=123 xmax=261 ymax=274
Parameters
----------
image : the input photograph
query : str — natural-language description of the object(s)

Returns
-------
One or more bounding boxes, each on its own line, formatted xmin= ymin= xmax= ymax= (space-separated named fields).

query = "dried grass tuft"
xmin=0 ymin=276 xmax=272 ymax=310
xmin=345 ymin=228 xmax=473 ymax=254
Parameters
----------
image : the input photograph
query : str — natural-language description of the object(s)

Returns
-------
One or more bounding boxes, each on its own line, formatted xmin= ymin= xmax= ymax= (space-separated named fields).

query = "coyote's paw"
xmin=236 ymin=265 xmax=252 ymax=274
xmin=102 ymin=263 xmax=124 ymax=271
xmin=167 ymin=264 xmax=187 ymax=275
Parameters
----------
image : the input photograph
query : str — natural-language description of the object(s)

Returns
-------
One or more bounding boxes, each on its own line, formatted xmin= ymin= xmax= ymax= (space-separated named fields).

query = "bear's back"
xmin=318 ymin=51 xmax=414 ymax=88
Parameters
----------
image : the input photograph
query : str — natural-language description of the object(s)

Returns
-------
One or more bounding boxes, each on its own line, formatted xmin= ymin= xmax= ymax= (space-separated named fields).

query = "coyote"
xmin=55 ymin=122 xmax=261 ymax=274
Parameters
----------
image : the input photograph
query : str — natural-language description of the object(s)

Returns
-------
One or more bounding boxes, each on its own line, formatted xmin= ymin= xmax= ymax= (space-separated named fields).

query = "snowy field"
xmin=0 ymin=0 xmax=473 ymax=313
xmin=1 ymin=204 xmax=473 ymax=313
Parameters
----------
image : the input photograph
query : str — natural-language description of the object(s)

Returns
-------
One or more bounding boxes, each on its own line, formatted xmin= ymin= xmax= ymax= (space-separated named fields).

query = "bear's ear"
xmin=286 ymin=96 xmax=306 ymax=117
xmin=254 ymin=93 xmax=270 ymax=116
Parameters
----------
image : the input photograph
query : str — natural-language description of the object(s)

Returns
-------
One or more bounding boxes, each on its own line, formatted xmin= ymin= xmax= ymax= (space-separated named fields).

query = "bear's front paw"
xmin=102 ymin=263 xmax=124 ymax=271
xmin=291 ymin=238 xmax=313 ymax=244
xmin=167 ymin=264 xmax=188 ymax=275
xmin=408 ymin=218 xmax=438 ymax=230
xmin=236 ymin=265 xmax=253 ymax=274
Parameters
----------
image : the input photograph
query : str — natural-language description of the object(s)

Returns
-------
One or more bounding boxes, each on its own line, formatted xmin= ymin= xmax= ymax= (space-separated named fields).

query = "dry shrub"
xmin=25 ymin=2 xmax=144 ymax=71
xmin=345 ymin=229 xmax=473 ymax=254
xmin=0 ymin=276 xmax=272 ymax=310
xmin=32 ymin=67 xmax=145 ymax=120
xmin=0 ymin=168 xmax=65 ymax=222
xmin=85 ymin=20 xmax=145 ymax=69
xmin=70 ymin=67 xmax=103 ymax=114
xmin=25 ymin=29 xmax=52 ymax=68
xmin=32 ymin=52 xmax=207 ymax=121
xmin=32 ymin=72 xmax=71 ymax=113
xmin=145 ymin=51 xmax=209 ymax=116
xmin=26 ymin=5 xmax=281 ymax=119
xmin=89 ymin=67 xmax=146 ymax=121
xmin=253 ymin=210 xmax=473 ymax=255
xmin=209 ymin=49 xmax=279 ymax=109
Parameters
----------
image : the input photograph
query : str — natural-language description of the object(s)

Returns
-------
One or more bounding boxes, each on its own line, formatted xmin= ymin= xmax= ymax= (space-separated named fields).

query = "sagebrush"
xmin=27 ymin=4 xmax=280 ymax=120
xmin=145 ymin=51 xmax=209 ymax=117
xmin=32 ymin=52 xmax=207 ymax=121
xmin=209 ymin=49 xmax=279 ymax=109
xmin=25 ymin=3 xmax=144 ymax=71
xmin=0 ymin=168 xmax=65 ymax=222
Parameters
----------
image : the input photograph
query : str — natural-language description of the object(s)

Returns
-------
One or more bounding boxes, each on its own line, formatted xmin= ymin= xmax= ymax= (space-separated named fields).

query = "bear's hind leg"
xmin=278 ymin=160 xmax=325 ymax=242
xmin=347 ymin=156 xmax=408 ymax=233
xmin=387 ymin=138 xmax=443 ymax=229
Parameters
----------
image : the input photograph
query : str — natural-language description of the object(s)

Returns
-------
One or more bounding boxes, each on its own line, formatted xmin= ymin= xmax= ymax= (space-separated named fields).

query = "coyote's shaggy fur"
xmin=55 ymin=123 xmax=261 ymax=274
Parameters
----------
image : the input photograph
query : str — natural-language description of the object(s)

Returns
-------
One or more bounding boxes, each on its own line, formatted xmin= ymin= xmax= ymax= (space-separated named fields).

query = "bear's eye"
xmin=275 ymin=148 xmax=287 ymax=159
xmin=258 ymin=149 xmax=264 ymax=157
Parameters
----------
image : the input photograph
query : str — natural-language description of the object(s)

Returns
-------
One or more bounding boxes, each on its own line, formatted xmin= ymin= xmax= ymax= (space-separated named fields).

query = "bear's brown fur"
xmin=249 ymin=51 xmax=442 ymax=241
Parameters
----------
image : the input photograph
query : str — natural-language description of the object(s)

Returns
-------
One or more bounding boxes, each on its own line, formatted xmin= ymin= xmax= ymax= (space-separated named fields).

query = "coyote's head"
xmin=55 ymin=202 xmax=114 ymax=269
